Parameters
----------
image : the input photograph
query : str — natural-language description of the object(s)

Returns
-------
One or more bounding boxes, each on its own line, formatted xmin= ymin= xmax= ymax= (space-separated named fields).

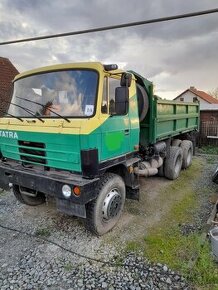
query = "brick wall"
xmin=200 ymin=110 xmax=218 ymax=122
xmin=0 ymin=57 xmax=19 ymax=116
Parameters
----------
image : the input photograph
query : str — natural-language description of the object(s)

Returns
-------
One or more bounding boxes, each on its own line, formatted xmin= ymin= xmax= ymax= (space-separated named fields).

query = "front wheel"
xmin=86 ymin=173 xmax=126 ymax=236
xmin=13 ymin=185 xmax=46 ymax=206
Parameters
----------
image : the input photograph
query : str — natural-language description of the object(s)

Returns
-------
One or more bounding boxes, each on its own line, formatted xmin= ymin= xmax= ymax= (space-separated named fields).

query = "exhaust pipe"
xmin=134 ymin=156 xmax=163 ymax=177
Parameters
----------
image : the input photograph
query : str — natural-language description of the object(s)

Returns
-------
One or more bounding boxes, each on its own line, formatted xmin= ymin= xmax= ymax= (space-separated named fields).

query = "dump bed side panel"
xmin=154 ymin=99 xmax=199 ymax=142
xmin=140 ymin=99 xmax=199 ymax=146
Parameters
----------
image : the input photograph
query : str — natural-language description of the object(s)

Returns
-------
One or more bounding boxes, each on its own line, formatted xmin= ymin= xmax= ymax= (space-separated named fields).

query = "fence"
xmin=198 ymin=120 xmax=218 ymax=146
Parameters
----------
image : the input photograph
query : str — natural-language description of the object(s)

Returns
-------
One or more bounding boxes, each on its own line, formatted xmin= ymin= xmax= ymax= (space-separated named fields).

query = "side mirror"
xmin=120 ymin=73 xmax=132 ymax=87
xmin=115 ymin=87 xmax=129 ymax=115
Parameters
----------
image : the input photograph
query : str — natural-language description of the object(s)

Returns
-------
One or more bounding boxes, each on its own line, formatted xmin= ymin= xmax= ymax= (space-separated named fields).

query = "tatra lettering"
xmin=0 ymin=131 xmax=18 ymax=139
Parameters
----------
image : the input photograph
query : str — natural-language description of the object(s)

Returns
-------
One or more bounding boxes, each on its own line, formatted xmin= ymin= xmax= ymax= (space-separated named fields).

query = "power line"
xmin=0 ymin=222 xmax=155 ymax=274
xmin=0 ymin=223 xmax=111 ymax=265
xmin=0 ymin=8 xmax=218 ymax=45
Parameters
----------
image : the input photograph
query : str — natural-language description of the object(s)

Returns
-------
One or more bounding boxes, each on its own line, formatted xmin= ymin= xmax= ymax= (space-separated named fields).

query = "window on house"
xmin=180 ymin=97 xmax=184 ymax=101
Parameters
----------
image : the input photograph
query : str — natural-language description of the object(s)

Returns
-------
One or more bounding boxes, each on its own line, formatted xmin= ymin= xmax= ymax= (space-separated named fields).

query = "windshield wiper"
xmin=0 ymin=108 xmax=23 ymax=122
xmin=2 ymin=100 xmax=44 ymax=123
xmin=16 ymin=96 xmax=71 ymax=123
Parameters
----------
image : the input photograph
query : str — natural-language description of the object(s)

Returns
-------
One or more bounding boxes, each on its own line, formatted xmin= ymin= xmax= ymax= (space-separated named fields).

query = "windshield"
xmin=8 ymin=69 xmax=98 ymax=118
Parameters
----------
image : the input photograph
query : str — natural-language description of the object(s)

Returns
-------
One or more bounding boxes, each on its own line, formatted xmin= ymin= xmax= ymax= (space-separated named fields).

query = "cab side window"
xmin=101 ymin=77 xmax=120 ymax=114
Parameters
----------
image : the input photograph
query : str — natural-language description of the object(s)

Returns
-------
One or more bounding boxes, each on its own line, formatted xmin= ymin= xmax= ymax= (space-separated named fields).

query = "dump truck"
xmin=0 ymin=62 xmax=199 ymax=235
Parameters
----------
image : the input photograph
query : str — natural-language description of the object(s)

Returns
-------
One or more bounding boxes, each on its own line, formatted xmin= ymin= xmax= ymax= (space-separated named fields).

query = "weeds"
xmin=0 ymin=188 xmax=5 ymax=196
xmin=185 ymin=240 xmax=218 ymax=286
xmin=198 ymin=145 xmax=218 ymax=155
xmin=35 ymin=227 xmax=51 ymax=237
xmin=64 ymin=262 xmax=73 ymax=271
xmin=125 ymin=158 xmax=218 ymax=287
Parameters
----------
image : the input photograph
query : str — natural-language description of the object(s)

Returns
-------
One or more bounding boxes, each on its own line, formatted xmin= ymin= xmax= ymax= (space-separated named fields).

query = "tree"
xmin=208 ymin=87 xmax=218 ymax=99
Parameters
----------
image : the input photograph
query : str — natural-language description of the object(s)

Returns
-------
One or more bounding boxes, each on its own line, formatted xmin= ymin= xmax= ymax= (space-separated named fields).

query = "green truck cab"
xmin=0 ymin=62 xmax=199 ymax=235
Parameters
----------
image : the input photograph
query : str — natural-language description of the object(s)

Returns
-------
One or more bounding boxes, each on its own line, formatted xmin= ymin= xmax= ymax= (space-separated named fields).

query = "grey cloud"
xmin=0 ymin=0 xmax=218 ymax=98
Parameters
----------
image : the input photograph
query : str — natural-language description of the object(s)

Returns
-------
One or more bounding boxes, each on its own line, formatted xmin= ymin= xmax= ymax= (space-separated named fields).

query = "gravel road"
xmin=0 ymin=155 xmax=217 ymax=290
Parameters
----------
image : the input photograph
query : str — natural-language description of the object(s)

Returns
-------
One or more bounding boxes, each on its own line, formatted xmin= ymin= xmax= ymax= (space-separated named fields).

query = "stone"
xmin=102 ymin=282 xmax=108 ymax=288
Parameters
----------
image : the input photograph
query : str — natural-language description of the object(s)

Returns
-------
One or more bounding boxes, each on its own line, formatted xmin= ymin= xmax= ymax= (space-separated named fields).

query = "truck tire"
xmin=85 ymin=173 xmax=126 ymax=236
xmin=172 ymin=139 xmax=182 ymax=147
xmin=187 ymin=133 xmax=196 ymax=156
xmin=165 ymin=146 xmax=183 ymax=180
xmin=136 ymin=84 xmax=149 ymax=122
xmin=13 ymin=185 xmax=46 ymax=206
xmin=157 ymin=164 xmax=165 ymax=177
xmin=181 ymin=140 xmax=193 ymax=169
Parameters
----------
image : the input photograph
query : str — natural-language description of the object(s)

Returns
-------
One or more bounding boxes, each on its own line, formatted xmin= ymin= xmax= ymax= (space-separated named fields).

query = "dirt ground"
xmin=0 ymin=154 xmax=217 ymax=268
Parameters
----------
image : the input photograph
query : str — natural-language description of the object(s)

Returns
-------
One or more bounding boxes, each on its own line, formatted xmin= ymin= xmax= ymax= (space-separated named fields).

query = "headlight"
xmin=62 ymin=185 xmax=71 ymax=198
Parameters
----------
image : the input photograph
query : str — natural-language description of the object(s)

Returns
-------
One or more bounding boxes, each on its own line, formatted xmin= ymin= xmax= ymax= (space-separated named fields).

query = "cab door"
xmin=100 ymin=77 xmax=131 ymax=161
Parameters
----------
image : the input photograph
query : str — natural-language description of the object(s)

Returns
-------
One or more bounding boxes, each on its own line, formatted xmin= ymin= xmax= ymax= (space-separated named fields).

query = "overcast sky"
xmin=0 ymin=0 xmax=218 ymax=99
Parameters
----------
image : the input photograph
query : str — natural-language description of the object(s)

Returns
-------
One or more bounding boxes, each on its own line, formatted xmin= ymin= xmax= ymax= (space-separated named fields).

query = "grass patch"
xmin=64 ymin=262 xmax=73 ymax=271
xmin=0 ymin=188 xmax=6 ymax=196
xmin=35 ymin=227 xmax=51 ymax=237
xmin=125 ymin=158 xmax=218 ymax=287
xmin=198 ymin=145 xmax=218 ymax=155
xmin=144 ymin=189 xmax=198 ymax=269
xmin=185 ymin=240 xmax=218 ymax=286
xmin=126 ymin=240 xmax=145 ymax=253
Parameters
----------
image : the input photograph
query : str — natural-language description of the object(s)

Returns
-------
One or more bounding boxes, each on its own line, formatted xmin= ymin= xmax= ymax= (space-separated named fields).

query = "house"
xmin=174 ymin=86 xmax=218 ymax=122
xmin=175 ymin=86 xmax=218 ymax=145
xmin=0 ymin=57 xmax=19 ymax=116
xmin=174 ymin=86 xmax=218 ymax=107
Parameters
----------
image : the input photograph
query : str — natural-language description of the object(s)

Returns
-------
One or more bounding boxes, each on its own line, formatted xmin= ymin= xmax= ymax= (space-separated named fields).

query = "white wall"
xmin=175 ymin=91 xmax=208 ymax=109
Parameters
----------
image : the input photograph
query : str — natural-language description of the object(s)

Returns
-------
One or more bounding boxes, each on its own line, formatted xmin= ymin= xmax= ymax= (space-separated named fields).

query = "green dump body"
xmin=130 ymin=70 xmax=200 ymax=147
xmin=139 ymin=98 xmax=199 ymax=147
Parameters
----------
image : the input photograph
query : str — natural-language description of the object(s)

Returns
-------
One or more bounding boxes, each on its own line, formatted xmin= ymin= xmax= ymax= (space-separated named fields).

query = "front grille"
xmin=18 ymin=140 xmax=46 ymax=165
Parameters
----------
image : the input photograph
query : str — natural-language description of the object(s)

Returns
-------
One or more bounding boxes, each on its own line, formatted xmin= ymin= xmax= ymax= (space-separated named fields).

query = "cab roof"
xmin=14 ymin=62 xmax=124 ymax=81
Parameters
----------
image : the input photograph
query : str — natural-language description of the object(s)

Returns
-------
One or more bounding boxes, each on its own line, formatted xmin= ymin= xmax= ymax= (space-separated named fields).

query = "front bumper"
xmin=0 ymin=161 xmax=99 ymax=205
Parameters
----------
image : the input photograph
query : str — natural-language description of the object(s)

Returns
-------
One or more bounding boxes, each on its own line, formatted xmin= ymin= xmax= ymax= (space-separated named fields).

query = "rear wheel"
xmin=13 ymin=185 xmax=46 ymax=206
xmin=165 ymin=146 xmax=183 ymax=180
xmin=157 ymin=164 xmax=165 ymax=177
xmin=181 ymin=140 xmax=193 ymax=169
xmin=86 ymin=173 xmax=126 ymax=236
xmin=172 ymin=139 xmax=182 ymax=147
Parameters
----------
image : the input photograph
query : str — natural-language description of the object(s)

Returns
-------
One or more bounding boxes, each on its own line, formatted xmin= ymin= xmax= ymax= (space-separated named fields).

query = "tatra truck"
xmin=0 ymin=62 xmax=199 ymax=235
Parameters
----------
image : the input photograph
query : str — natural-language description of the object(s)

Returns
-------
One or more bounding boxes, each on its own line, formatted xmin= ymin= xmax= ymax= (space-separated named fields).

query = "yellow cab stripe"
xmin=1 ymin=63 xmax=136 ymax=135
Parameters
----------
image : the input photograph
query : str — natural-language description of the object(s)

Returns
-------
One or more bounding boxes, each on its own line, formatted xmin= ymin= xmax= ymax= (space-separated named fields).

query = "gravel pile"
xmin=1 ymin=154 xmax=217 ymax=290
xmin=0 ymin=250 xmax=191 ymax=290
xmin=179 ymin=155 xmax=218 ymax=236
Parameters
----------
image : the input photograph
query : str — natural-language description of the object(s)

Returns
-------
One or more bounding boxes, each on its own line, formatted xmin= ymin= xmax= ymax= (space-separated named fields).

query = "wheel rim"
xmin=102 ymin=188 xmax=122 ymax=221
xmin=186 ymin=149 xmax=192 ymax=166
xmin=175 ymin=155 xmax=182 ymax=175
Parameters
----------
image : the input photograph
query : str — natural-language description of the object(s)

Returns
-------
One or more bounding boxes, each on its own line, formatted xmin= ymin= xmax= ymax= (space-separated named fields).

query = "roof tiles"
xmin=189 ymin=87 xmax=218 ymax=104
xmin=175 ymin=87 xmax=218 ymax=104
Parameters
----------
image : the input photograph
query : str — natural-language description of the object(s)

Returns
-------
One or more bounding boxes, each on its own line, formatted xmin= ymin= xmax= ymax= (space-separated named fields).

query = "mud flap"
xmin=126 ymin=187 xmax=140 ymax=201
xmin=56 ymin=198 xmax=86 ymax=218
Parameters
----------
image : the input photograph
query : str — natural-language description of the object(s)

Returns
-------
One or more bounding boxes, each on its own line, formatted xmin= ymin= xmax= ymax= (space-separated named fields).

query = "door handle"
xmin=124 ymin=129 xmax=130 ymax=135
